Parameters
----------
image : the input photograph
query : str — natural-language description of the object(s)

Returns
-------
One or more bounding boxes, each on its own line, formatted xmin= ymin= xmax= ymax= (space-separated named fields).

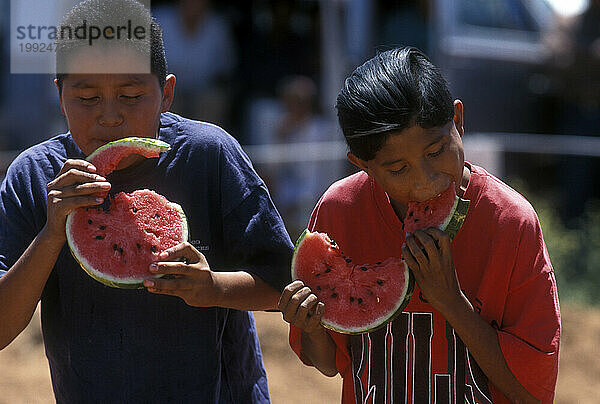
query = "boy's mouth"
xmin=410 ymin=181 xmax=453 ymax=203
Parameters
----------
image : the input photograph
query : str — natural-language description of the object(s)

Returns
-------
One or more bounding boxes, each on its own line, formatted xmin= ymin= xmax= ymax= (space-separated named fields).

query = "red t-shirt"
xmin=289 ymin=163 xmax=560 ymax=403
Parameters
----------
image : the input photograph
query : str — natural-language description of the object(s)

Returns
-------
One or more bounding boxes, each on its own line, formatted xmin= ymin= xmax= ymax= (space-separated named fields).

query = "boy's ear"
xmin=453 ymin=99 xmax=464 ymax=137
xmin=54 ymin=79 xmax=65 ymax=115
xmin=347 ymin=152 xmax=370 ymax=173
xmin=161 ymin=74 xmax=176 ymax=113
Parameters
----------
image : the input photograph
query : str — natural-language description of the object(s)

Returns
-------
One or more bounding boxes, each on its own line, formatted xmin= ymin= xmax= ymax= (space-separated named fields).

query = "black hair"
xmin=55 ymin=0 xmax=167 ymax=92
xmin=336 ymin=47 xmax=454 ymax=161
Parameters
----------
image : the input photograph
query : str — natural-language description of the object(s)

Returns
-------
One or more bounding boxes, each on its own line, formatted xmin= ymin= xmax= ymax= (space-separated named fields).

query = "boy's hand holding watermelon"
xmin=45 ymin=159 xmax=110 ymax=243
xmin=278 ymin=280 xmax=337 ymax=377
xmin=402 ymin=228 xmax=462 ymax=313
xmin=143 ymin=242 xmax=276 ymax=309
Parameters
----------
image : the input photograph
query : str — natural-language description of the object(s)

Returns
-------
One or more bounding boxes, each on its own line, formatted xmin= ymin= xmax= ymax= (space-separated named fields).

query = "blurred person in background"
xmin=266 ymin=75 xmax=340 ymax=235
xmin=0 ymin=0 xmax=65 ymax=152
xmin=153 ymin=0 xmax=236 ymax=127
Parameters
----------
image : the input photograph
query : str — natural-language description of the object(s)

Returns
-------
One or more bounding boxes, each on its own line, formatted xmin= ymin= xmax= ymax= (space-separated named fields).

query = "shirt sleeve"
xmin=490 ymin=214 xmax=561 ymax=403
xmin=222 ymin=186 xmax=293 ymax=292
xmin=0 ymin=158 xmax=42 ymax=274
xmin=218 ymin=135 xmax=294 ymax=292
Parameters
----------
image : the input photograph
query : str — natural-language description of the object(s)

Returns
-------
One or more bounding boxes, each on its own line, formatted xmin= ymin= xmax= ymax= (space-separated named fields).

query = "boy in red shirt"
xmin=278 ymin=47 xmax=560 ymax=403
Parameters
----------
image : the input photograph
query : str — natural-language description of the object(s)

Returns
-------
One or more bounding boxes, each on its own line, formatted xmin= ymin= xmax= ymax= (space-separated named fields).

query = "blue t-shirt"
xmin=0 ymin=112 xmax=293 ymax=402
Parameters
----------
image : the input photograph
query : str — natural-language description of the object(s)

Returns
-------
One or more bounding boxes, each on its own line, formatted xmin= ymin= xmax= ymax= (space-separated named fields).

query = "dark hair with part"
xmin=55 ymin=0 xmax=167 ymax=92
xmin=336 ymin=47 xmax=454 ymax=161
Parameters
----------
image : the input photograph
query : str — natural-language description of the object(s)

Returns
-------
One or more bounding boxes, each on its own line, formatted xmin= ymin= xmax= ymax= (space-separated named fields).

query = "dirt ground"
xmin=0 ymin=303 xmax=596 ymax=403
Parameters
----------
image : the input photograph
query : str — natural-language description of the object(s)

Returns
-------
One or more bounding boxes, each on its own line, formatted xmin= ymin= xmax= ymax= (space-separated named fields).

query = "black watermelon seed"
xmin=132 ymin=207 xmax=137 ymax=213
xmin=376 ymin=261 xmax=382 ymax=265
xmin=315 ymin=273 xmax=321 ymax=277
xmin=414 ymin=218 xmax=419 ymax=223
xmin=99 ymin=225 xmax=106 ymax=230
xmin=119 ymin=248 xmax=123 ymax=254
xmin=360 ymin=266 xmax=368 ymax=271
xmin=377 ymin=279 xmax=384 ymax=285
xmin=331 ymin=293 xmax=338 ymax=298
xmin=350 ymin=297 xmax=355 ymax=302
xmin=345 ymin=258 xmax=352 ymax=263
xmin=151 ymin=245 xmax=157 ymax=252
xmin=88 ymin=219 xmax=93 ymax=224
xmin=112 ymin=244 xmax=118 ymax=250
xmin=136 ymin=243 xmax=141 ymax=249
xmin=409 ymin=211 xmax=413 ymax=217
xmin=425 ymin=205 xmax=430 ymax=212
xmin=95 ymin=235 xmax=104 ymax=240
xmin=358 ymin=298 xmax=363 ymax=304
xmin=155 ymin=213 xmax=160 ymax=218
xmin=316 ymin=285 xmax=321 ymax=291
xmin=324 ymin=268 xmax=331 ymax=273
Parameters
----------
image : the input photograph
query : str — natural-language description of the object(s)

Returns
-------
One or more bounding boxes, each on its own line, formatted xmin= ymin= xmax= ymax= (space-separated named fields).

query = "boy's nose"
xmin=412 ymin=165 xmax=441 ymax=200
xmin=98 ymin=104 xmax=124 ymax=127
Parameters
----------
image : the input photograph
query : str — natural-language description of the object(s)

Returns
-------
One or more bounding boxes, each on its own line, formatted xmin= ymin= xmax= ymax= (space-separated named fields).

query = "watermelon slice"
xmin=291 ymin=230 xmax=414 ymax=334
xmin=65 ymin=137 xmax=188 ymax=289
xmin=86 ymin=137 xmax=170 ymax=176
xmin=403 ymin=183 xmax=470 ymax=240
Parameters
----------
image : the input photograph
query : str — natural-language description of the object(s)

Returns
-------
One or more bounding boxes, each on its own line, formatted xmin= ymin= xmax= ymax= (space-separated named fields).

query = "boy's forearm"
xmin=441 ymin=293 xmax=540 ymax=404
xmin=211 ymin=271 xmax=282 ymax=311
xmin=300 ymin=328 xmax=338 ymax=377
xmin=0 ymin=226 xmax=64 ymax=350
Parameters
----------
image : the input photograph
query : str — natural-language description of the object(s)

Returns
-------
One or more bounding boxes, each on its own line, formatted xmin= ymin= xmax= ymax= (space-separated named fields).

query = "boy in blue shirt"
xmin=0 ymin=0 xmax=292 ymax=401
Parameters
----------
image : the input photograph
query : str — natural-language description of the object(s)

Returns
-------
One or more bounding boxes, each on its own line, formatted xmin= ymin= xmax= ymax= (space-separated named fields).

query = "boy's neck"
xmin=458 ymin=164 xmax=471 ymax=198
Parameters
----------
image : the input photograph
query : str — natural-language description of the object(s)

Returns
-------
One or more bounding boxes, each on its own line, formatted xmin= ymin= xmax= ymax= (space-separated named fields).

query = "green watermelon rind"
xmin=441 ymin=196 xmax=470 ymax=241
xmin=86 ymin=137 xmax=170 ymax=165
xmin=66 ymin=201 xmax=189 ymax=289
xmin=290 ymin=228 xmax=310 ymax=280
xmin=291 ymin=230 xmax=415 ymax=335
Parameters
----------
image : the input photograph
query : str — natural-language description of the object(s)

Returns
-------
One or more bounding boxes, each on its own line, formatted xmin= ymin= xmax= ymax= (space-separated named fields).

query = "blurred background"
xmin=0 ymin=0 xmax=599 ymax=402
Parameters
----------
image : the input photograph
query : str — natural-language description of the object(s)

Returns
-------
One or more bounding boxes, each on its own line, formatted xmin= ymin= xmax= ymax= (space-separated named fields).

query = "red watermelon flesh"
xmin=291 ymin=230 xmax=414 ymax=334
xmin=403 ymin=183 xmax=470 ymax=240
xmin=87 ymin=137 xmax=170 ymax=176
xmin=66 ymin=189 xmax=188 ymax=288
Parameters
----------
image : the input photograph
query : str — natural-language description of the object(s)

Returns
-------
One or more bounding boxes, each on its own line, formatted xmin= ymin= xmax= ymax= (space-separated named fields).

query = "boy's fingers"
xmin=57 ymin=159 xmax=97 ymax=176
xmin=144 ymin=277 xmax=193 ymax=293
xmin=413 ymin=230 xmax=438 ymax=258
xmin=305 ymin=302 xmax=325 ymax=333
xmin=401 ymin=244 xmax=417 ymax=269
xmin=149 ymin=262 xmax=194 ymax=275
xmin=278 ymin=280 xmax=305 ymax=312
xmin=158 ymin=242 xmax=205 ymax=265
xmin=424 ymin=228 xmax=451 ymax=255
xmin=47 ymin=193 xmax=106 ymax=212
xmin=296 ymin=293 xmax=319 ymax=321
xmin=49 ymin=169 xmax=106 ymax=189
xmin=405 ymin=235 xmax=429 ymax=266
xmin=53 ymin=181 xmax=111 ymax=198
xmin=281 ymin=286 xmax=312 ymax=323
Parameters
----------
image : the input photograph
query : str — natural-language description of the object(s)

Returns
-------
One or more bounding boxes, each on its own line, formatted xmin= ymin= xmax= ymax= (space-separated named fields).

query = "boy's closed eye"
xmin=427 ymin=141 xmax=447 ymax=158
xmin=79 ymin=96 xmax=99 ymax=104
xmin=390 ymin=165 xmax=407 ymax=176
